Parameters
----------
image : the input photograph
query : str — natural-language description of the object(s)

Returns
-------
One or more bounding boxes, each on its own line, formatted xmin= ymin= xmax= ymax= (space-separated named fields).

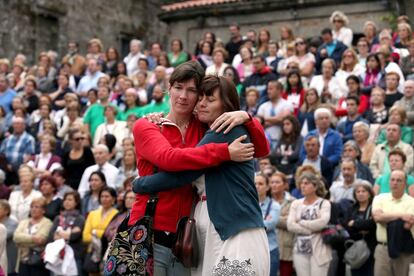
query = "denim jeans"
xmin=153 ymin=243 xmax=191 ymax=276
xmin=270 ymin=247 xmax=280 ymax=276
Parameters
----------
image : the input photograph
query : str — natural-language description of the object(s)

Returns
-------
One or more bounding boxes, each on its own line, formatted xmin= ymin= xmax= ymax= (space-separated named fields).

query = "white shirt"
xmin=256 ymin=99 xmax=293 ymax=141
xmin=205 ymin=63 xmax=229 ymax=77
xmin=309 ymin=75 xmax=341 ymax=100
xmin=335 ymin=64 xmax=366 ymax=98
xmin=318 ymin=131 xmax=328 ymax=156
xmin=0 ymin=224 xmax=6 ymax=274
xmin=78 ymin=162 xmax=119 ymax=198
xmin=8 ymin=189 xmax=42 ymax=221
xmin=123 ymin=52 xmax=146 ymax=77
xmin=333 ymin=27 xmax=353 ymax=47
xmin=385 ymin=62 xmax=405 ymax=92
xmin=93 ymin=120 xmax=128 ymax=150
xmin=27 ymin=153 xmax=62 ymax=172
xmin=76 ymin=71 xmax=105 ymax=94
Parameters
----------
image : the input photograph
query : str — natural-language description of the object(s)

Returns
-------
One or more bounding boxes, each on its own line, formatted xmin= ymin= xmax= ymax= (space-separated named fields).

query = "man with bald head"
xmin=394 ymin=79 xmax=414 ymax=127
xmin=372 ymin=170 xmax=414 ymax=276
xmin=0 ymin=116 xmax=35 ymax=185
xmin=370 ymin=123 xmax=414 ymax=178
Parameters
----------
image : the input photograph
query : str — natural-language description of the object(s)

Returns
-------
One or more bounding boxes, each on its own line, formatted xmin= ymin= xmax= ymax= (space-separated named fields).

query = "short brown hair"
xmin=169 ymin=61 xmax=205 ymax=90
xmin=200 ymin=75 xmax=240 ymax=112
xmin=31 ymin=197 xmax=47 ymax=210
xmin=389 ymin=148 xmax=407 ymax=164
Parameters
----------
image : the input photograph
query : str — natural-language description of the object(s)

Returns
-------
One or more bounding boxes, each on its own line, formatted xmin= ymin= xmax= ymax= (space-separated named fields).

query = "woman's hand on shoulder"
xmin=211 ymin=111 xmax=250 ymax=134
xmin=228 ymin=135 xmax=254 ymax=162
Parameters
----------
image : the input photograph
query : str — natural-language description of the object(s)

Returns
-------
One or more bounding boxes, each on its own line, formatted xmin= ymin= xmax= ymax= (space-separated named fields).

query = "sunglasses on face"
xmin=74 ymin=137 xmax=85 ymax=141
xmin=295 ymin=41 xmax=305 ymax=46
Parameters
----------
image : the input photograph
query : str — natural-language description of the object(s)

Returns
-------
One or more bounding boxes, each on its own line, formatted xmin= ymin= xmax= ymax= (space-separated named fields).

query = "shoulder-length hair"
xmin=281 ymin=115 xmax=301 ymax=144
xmin=200 ymin=75 xmax=240 ymax=112
xmin=286 ymin=70 xmax=303 ymax=94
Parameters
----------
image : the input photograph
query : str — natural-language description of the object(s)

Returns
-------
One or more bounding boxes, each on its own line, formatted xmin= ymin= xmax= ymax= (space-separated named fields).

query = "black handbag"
xmin=26 ymin=248 xmax=43 ymax=266
xmin=103 ymin=194 xmax=158 ymax=276
xmin=83 ymin=252 xmax=100 ymax=273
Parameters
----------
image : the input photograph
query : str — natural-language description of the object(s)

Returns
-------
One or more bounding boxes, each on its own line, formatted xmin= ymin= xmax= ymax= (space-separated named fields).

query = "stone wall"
xmin=0 ymin=0 xmax=167 ymax=64
xmin=161 ymin=1 xmax=393 ymax=53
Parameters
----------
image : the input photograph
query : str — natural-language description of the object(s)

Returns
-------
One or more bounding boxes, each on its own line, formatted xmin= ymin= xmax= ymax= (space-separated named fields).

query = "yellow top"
xmin=82 ymin=207 xmax=118 ymax=243
xmin=372 ymin=193 xmax=414 ymax=242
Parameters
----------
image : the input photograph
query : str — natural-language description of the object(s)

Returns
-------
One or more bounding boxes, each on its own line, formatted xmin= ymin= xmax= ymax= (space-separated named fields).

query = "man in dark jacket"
xmin=241 ymin=55 xmax=278 ymax=108
xmin=315 ymin=28 xmax=348 ymax=74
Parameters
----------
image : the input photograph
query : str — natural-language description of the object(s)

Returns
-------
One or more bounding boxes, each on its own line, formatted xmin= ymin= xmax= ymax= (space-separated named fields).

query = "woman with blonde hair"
xmin=395 ymin=23 xmax=412 ymax=49
xmin=335 ymin=49 xmax=365 ymax=97
xmin=352 ymin=121 xmax=376 ymax=166
xmin=270 ymin=172 xmax=296 ymax=276
xmin=257 ymin=28 xmax=271 ymax=55
xmin=279 ymin=26 xmax=295 ymax=57
xmin=363 ymin=21 xmax=379 ymax=49
xmin=330 ymin=11 xmax=353 ymax=47
xmin=287 ymin=172 xmax=331 ymax=276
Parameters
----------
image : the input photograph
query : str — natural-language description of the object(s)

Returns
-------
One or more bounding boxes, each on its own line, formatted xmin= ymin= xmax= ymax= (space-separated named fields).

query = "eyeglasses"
xmin=343 ymin=54 xmax=354 ymax=58
xmin=295 ymin=41 xmax=305 ymax=46
xmin=333 ymin=19 xmax=342 ymax=23
xmin=74 ymin=137 xmax=85 ymax=141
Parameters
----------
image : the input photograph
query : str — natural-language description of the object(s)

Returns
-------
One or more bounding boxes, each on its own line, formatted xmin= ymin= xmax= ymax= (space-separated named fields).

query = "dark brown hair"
xmin=63 ymin=191 xmax=82 ymax=210
xmin=389 ymin=148 xmax=407 ymax=164
xmin=200 ymin=75 xmax=240 ymax=112
xmin=169 ymin=61 xmax=205 ymax=90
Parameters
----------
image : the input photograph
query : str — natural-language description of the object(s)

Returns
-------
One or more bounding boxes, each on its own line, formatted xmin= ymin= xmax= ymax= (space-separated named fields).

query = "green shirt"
xmin=139 ymin=100 xmax=170 ymax=117
xmin=375 ymin=173 xmax=414 ymax=194
xmin=376 ymin=125 xmax=413 ymax=145
xmin=117 ymin=106 xmax=144 ymax=121
xmin=167 ymin=52 xmax=188 ymax=68
xmin=83 ymin=103 xmax=117 ymax=140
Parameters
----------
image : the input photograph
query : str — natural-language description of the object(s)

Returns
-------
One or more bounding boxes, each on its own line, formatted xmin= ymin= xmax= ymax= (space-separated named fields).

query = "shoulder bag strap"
xmin=264 ymin=198 xmax=273 ymax=218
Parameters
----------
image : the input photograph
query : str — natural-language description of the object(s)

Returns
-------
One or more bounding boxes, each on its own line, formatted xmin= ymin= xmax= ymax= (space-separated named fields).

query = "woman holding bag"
xmin=344 ymin=180 xmax=376 ymax=276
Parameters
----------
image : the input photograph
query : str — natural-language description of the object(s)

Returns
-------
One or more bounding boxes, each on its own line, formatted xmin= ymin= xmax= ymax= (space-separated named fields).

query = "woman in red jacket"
xmin=335 ymin=75 xmax=369 ymax=117
xmin=282 ymin=70 xmax=305 ymax=116
xmin=129 ymin=61 xmax=269 ymax=275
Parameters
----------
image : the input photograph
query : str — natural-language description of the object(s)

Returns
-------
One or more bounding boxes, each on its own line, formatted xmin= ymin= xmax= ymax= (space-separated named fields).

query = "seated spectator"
xmin=270 ymin=172 xmax=295 ymax=276
xmin=76 ymin=58 xmax=105 ymax=103
xmin=205 ymin=47 xmax=229 ymax=76
xmin=394 ymin=23 xmax=412 ymax=49
xmin=330 ymin=158 xmax=360 ymax=204
xmin=13 ymin=197 xmax=52 ymax=276
xmin=116 ymin=87 xmax=142 ymax=121
xmin=360 ymin=54 xmax=382 ymax=95
xmin=270 ymin=115 xmax=303 ymax=177
xmin=38 ymin=175 xmax=62 ymax=221
xmin=236 ymin=46 xmax=254 ymax=82
xmin=343 ymin=181 xmax=376 ymax=276
xmin=376 ymin=106 xmax=413 ymax=145
xmin=0 ymin=116 xmax=35 ymax=185
xmin=300 ymin=107 xmax=343 ymax=167
xmin=115 ymin=148 xmax=138 ymax=188
xmin=298 ymin=88 xmax=320 ymax=136
xmin=196 ymin=41 xmax=213 ymax=70
xmin=281 ymin=70 xmax=305 ymax=115
xmin=363 ymin=86 xmax=389 ymax=125
xmin=336 ymin=96 xmax=369 ymax=143
xmin=93 ymin=105 xmax=127 ymax=150
xmin=400 ymin=39 xmax=414 ymax=79
xmin=356 ymin=37 xmax=370 ymax=67
xmin=27 ymin=135 xmax=61 ymax=182
xmin=377 ymin=44 xmax=405 ymax=91
xmin=353 ymin=122 xmax=376 ymax=166
xmin=332 ymin=140 xmax=374 ymax=184
xmin=50 ymin=74 xmax=73 ymax=111
xmin=266 ymin=41 xmax=283 ymax=76
xmin=82 ymin=187 xmax=118 ymax=275
xmin=61 ymin=129 xmax=95 ymax=190
xmin=0 ymin=170 xmax=11 ymax=200
xmin=19 ymin=78 xmax=40 ymax=114
xmin=315 ymin=28 xmax=347 ymax=74
xmin=372 ymin=170 xmax=414 ymax=276
xmin=330 ymin=11 xmax=353 ymax=47
xmin=0 ymin=200 xmax=18 ymax=276
xmin=167 ymin=39 xmax=189 ymax=68
xmin=286 ymin=37 xmax=315 ymax=78
xmin=81 ymin=171 xmax=107 ymax=217
xmin=256 ymin=80 xmax=293 ymax=149
xmin=56 ymin=102 xmax=83 ymax=143
xmin=223 ymin=66 xmax=243 ymax=95
xmin=393 ymin=79 xmax=414 ymax=127
xmin=384 ymin=72 xmax=403 ymax=108
xmin=335 ymin=49 xmax=365 ymax=98
xmin=287 ymin=172 xmax=331 ymax=276
xmin=47 ymin=191 xmax=85 ymax=274
xmin=51 ymin=168 xmax=73 ymax=199
xmin=255 ymin=173 xmax=281 ymax=275
xmin=8 ymin=168 xmax=41 ymax=221
xmin=53 ymin=92 xmax=78 ymax=130
xmin=243 ymin=87 xmax=260 ymax=117
xmin=0 ymin=74 xmax=17 ymax=114
xmin=373 ymin=149 xmax=414 ymax=196
xmin=335 ymin=76 xmax=370 ymax=117
xmin=370 ymin=123 xmax=414 ymax=178
xmin=138 ymin=85 xmax=170 ymax=117
xmin=297 ymin=135 xmax=333 ymax=186
xmin=309 ymin=59 xmax=341 ymax=103
xmin=363 ymin=21 xmax=379 ymax=50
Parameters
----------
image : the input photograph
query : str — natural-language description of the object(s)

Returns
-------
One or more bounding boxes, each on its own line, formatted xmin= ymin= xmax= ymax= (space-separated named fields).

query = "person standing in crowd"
xmin=61 ymin=129 xmax=95 ymax=190
xmin=81 ymin=171 xmax=107 ymax=216
xmin=0 ymin=200 xmax=18 ymax=276
xmin=76 ymin=58 xmax=105 ymax=103
xmin=78 ymin=144 xmax=118 ymax=197
xmin=0 ymin=74 xmax=16 ymax=113
xmin=123 ymin=39 xmax=146 ymax=77
xmin=13 ymin=197 xmax=52 ymax=276
xmin=287 ymin=172 xmax=332 ymax=276
xmin=376 ymin=106 xmax=413 ymax=145
xmin=225 ymin=23 xmax=244 ymax=64
xmin=372 ymin=170 xmax=414 ymax=276
xmin=298 ymin=88 xmax=320 ymax=136
xmin=256 ymin=80 xmax=293 ymax=149
xmin=315 ymin=28 xmax=347 ymax=74
xmin=393 ymin=79 xmax=414 ymax=127
xmin=309 ymin=58 xmax=341 ymax=103
xmin=38 ymin=176 xmax=62 ymax=221
xmin=93 ymin=105 xmax=127 ymax=149
xmin=353 ymin=122 xmax=376 ymax=166
xmin=139 ymin=84 xmax=170 ymax=116
xmin=255 ymin=173 xmax=281 ymax=276
xmin=167 ymin=39 xmax=189 ymax=68
xmin=336 ymin=96 xmax=369 ymax=143
xmin=330 ymin=158 xmax=359 ymax=203
xmin=270 ymin=172 xmax=296 ymax=276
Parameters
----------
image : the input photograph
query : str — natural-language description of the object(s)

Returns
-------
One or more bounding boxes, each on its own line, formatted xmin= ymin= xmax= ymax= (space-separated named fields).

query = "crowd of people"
xmin=0 ymin=8 xmax=412 ymax=276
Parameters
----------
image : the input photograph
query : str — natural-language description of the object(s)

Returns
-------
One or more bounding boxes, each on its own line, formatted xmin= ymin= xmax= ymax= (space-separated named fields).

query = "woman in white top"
xmin=335 ymin=49 xmax=365 ymax=98
xmin=93 ymin=105 xmax=127 ymax=150
xmin=8 ymin=168 xmax=42 ymax=221
xmin=309 ymin=58 xmax=341 ymax=103
xmin=330 ymin=11 xmax=353 ymax=47
xmin=286 ymin=38 xmax=315 ymax=78
xmin=205 ymin=47 xmax=229 ymax=76
xmin=287 ymin=172 xmax=331 ymax=276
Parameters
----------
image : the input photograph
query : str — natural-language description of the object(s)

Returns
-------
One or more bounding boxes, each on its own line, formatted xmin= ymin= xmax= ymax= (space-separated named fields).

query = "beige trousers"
xmin=374 ymin=244 xmax=414 ymax=276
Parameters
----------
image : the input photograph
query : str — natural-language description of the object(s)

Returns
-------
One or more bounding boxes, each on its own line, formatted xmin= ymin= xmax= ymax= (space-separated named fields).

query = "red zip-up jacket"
xmin=128 ymin=115 xmax=269 ymax=232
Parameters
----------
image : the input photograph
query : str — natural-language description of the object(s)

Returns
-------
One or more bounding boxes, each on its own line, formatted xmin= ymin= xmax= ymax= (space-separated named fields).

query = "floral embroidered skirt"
xmin=191 ymin=199 xmax=270 ymax=276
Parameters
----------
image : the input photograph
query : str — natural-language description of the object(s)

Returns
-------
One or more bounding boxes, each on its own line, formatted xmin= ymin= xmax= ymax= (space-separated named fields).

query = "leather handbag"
xmin=172 ymin=216 xmax=199 ymax=268
xmin=343 ymin=239 xmax=370 ymax=269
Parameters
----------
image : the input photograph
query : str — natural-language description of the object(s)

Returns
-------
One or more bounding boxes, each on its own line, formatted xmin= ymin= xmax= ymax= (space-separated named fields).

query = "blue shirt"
xmin=0 ymin=131 xmax=35 ymax=170
xmin=0 ymin=88 xmax=16 ymax=113
xmin=326 ymin=40 xmax=338 ymax=57
xmin=260 ymin=196 xmax=280 ymax=251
